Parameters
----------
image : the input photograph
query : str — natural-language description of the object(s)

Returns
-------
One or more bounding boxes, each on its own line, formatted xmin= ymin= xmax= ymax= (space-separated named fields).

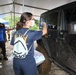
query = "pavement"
xmin=0 ymin=41 xmax=14 ymax=75
xmin=48 ymin=63 xmax=69 ymax=75
xmin=0 ymin=41 xmax=70 ymax=75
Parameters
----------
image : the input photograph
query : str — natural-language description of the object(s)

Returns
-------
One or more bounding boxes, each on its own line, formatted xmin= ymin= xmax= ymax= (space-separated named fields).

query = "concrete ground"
xmin=48 ymin=63 xmax=69 ymax=75
xmin=0 ymin=41 xmax=70 ymax=75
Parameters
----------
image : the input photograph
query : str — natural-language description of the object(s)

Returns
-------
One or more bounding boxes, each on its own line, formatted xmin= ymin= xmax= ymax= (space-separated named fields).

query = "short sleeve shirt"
xmin=10 ymin=28 xmax=42 ymax=56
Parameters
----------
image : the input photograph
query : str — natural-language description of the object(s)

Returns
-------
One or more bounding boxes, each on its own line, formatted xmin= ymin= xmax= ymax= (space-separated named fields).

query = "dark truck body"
xmin=39 ymin=1 xmax=76 ymax=75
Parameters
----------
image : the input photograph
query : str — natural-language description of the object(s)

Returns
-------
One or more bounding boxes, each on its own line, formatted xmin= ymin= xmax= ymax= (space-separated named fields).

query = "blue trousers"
xmin=13 ymin=55 xmax=37 ymax=75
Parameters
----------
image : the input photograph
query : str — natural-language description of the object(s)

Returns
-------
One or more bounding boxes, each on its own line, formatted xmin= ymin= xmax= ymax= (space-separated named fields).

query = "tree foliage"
xmin=3 ymin=16 xmax=20 ymax=28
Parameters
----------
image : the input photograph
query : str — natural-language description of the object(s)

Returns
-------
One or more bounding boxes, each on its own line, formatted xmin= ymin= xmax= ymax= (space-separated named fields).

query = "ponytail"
xmin=16 ymin=22 xmax=23 ymax=30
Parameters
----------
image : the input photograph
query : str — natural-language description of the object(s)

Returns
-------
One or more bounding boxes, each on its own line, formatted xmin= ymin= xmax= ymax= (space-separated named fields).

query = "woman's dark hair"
xmin=2 ymin=23 xmax=5 ymax=28
xmin=16 ymin=12 xmax=33 ymax=30
xmin=20 ymin=12 xmax=33 ymax=23
xmin=16 ymin=22 xmax=23 ymax=30
xmin=0 ymin=23 xmax=5 ymax=28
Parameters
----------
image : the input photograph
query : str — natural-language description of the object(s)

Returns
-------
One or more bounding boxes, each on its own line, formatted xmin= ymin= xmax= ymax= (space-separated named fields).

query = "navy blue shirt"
xmin=10 ymin=28 xmax=42 ymax=56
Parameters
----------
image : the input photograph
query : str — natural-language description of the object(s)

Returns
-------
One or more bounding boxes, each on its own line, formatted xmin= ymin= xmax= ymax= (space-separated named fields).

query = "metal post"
xmin=13 ymin=1 xmax=15 ymax=28
xmin=11 ymin=12 xmax=12 ymax=28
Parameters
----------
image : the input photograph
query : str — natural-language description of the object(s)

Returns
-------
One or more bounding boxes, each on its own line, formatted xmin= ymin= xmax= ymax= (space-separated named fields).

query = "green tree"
xmin=30 ymin=19 xmax=40 ymax=30
xmin=35 ymin=19 xmax=40 ymax=26
xmin=3 ymin=16 xmax=20 ymax=28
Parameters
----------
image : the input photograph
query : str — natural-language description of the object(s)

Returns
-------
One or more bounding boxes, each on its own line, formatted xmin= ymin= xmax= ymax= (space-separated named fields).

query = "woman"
xmin=10 ymin=12 xmax=47 ymax=75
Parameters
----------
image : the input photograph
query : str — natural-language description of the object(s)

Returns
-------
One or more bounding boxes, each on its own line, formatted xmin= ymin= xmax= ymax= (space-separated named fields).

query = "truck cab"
xmin=37 ymin=1 xmax=76 ymax=75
